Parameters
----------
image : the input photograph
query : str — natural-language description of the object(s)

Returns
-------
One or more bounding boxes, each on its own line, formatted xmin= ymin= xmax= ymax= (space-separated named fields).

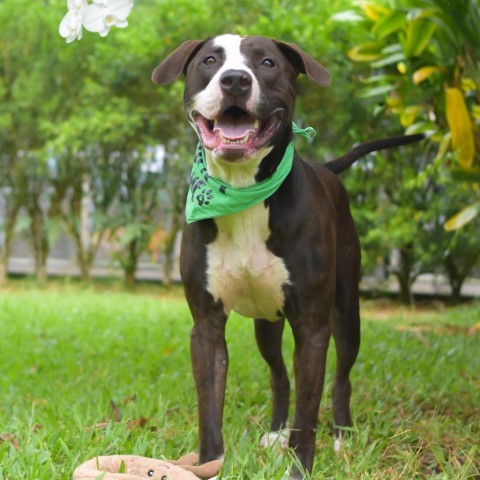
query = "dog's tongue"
xmin=213 ymin=111 xmax=256 ymax=140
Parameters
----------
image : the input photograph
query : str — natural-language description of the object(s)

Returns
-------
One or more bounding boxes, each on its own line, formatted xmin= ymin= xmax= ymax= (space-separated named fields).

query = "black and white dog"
xmin=152 ymin=34 xmax=422 ymax=478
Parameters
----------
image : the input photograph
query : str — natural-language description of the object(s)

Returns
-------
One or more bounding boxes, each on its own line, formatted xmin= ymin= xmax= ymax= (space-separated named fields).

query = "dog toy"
xmin=73 ymin=452 xmax=222 ymax=480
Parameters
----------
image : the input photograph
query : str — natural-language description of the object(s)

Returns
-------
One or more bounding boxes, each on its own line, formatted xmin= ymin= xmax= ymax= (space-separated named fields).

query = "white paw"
xmin=260 ymin=429 xmax=289 ymax=449
xmin=333 ymin=436 xmax=342 ymax=453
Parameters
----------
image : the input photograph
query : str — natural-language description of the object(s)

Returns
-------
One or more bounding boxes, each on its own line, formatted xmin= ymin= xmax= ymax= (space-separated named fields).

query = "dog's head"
xmin=152 ymin=34 xmax=329 ymax=166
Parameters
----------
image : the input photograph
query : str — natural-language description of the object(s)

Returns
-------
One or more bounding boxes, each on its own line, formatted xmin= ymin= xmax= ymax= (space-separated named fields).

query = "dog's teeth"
xmin=219 ymin=133 xmax=250 ymax=145
xmin=253 ymin=119 xmax=259 ymax=129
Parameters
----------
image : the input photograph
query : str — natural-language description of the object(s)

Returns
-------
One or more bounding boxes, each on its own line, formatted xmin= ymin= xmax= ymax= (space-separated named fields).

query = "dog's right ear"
xmin=152 ymin=39 xmax=207 ymax=85
xmin=274 ymin=40 xmax=331 ymax=86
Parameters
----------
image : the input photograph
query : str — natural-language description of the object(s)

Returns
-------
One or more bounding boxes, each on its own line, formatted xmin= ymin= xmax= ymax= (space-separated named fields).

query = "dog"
xmin=152 ymin=34 xmax=422 ymax=478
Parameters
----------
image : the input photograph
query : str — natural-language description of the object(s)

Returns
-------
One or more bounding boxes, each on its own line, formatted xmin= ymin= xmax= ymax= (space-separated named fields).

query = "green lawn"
xmin=0 ymin=283 xmax=478 ymax=479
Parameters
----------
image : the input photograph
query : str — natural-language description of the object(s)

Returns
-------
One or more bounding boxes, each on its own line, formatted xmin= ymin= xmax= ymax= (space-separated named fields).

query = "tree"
xmin=0 ymin=156 xmax=23 ymax=285
xmin=334 ymin=0 xmax=480 ymax=300
xmin=0 ymin=0 xmax=89 ymax=283
xmin=340 ymin=0 xmax=480 ymax=221
xmin=345 ymin=144 xmax=443 ymax=303
xmin=12 ymin=154 xmax=68 ymax=285
xmin=107 ymin=150 xmax=163 ymax=287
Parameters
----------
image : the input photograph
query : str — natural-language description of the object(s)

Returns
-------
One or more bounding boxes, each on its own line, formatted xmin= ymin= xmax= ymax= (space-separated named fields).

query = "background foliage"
xmin=0 ymin=0 xmax=479 ymax=301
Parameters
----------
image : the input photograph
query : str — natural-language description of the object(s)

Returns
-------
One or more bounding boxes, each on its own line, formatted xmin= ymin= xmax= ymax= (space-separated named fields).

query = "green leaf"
xmin=382 ymin=43 xmax=403 ymax=55
xmin=119 ymin=460 xmax=126 ymax=474
xmin=404 ymin=121 xmax=437 ymax=135
xmin=433 ymin=132 xmax=451 ymax=161
xmin=406 ymin=19 xmax=437 ymax=56
xmin=412 ymin=66 xmax=444 ymax=85
xmin=372 ymin=10 xmax=406 ymax=37
xmin=400 ymin=105 xmax=423 ymax=127
xmin=358 ymin=84 xmax=396 ymax=98
xmin=371 ymin=52 xmax=405 ymax=68
xmin=451 ymin=168 xmax=480 ymax=183
xmin=14 ymin=216 xmax=31 ymax=234
xmin=118 ymin=224 xmax=143 ymax=246
xmin=444 ymin=204 xmax=480 ymax=231
xmin=445 ymin=87 xmax=475 ymax=168
xmin=361 ymin=2 xmax=391 ymax=21
xmin=347 ymin=42 xmax=383 ymax=62
xmin=330 ymin=10 xmax=365 ymax=22
xmin=407 ymin=7 xmax=443 ymax=22
xmin=360 ymin=74 xmax=400 ymax=84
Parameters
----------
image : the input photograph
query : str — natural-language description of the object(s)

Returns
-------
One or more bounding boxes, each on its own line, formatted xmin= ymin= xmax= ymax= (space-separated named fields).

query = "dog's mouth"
xmin=193 ymin=107 xmax=284 ymax=161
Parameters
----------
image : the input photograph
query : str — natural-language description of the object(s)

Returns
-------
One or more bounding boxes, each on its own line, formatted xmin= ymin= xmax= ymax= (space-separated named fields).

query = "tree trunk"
xmin=163 ymin=178 xmax=188 ymax=287
xmin=123 ymin=239 xmax=139 ymax=288
xmin=0 ymin=204 xmax=21 ymax=287
xmin=395 ymin=243 xmax=415 ymax=304
xmin=36 ymin=260 xmax=48 ymax=286
xmin=397 ymin=275 xmax=413 ymax=305
xmin=29 ymin=206 xmax=49 ymax=286
xmin=70 ymin=233 xmax=92 ymax=283
xmin=124 ymin=265 xmax=137 ymax=289
xmin=0 ymin=227 xmax=14 ymax=286
xmin=163 ymin=213 xmax=181 ymax=288
xmin=79 ymin=256 xmax=91 ymax=283
xmin=0 ymin=260 xmax=7 ymax=286
xmin=163 ymin=252 xmax=172 ymax=287
xmin=34 ymin=228 xmax=48 ymax=286
xmin=444 ymin=254 xmax=464 ymax=302
xmin=79 ymin=174 xmax=92 ymax=283
xmin=0 ymin=244 xmax=10 ymax=287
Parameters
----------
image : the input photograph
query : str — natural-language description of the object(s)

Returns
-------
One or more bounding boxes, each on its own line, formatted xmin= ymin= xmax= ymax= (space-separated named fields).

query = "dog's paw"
xmin=259 ymin=429 xmax=289 ymax=450
xmin=283 ymin=467 xmax=305 ymax=480
xmin=334 ymin=430 xmax=347 ymax=453
xmin=333 ymin=437 xmax=342 ymax=453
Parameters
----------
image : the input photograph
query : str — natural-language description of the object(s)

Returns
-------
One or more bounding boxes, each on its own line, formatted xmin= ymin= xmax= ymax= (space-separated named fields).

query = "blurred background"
xmin=1 ymin=0 xmax=479 ymax=303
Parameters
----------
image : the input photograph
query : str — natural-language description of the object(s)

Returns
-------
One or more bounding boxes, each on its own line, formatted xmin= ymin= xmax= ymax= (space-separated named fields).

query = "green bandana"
xmin=185 ymin=122 xmax=315 ymax=224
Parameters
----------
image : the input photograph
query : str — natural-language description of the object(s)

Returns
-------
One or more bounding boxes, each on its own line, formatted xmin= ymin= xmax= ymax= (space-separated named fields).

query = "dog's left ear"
xmin=152 ymin=39 xmax=208 ymax=85
xmin=274 ymin=40 xmax=330 ymax=86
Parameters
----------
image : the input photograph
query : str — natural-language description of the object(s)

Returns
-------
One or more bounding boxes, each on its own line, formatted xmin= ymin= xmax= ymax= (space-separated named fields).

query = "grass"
xmin=0 ymin=281 xmax=479 ymax=479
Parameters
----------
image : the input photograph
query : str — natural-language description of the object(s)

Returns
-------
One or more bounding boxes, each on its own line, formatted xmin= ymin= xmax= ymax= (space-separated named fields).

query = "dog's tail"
xmin=324 ymin=133 xmax=425 ymax=174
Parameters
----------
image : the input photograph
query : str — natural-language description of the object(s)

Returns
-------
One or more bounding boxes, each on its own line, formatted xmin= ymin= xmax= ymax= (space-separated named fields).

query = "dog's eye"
xmin=147 ymin=470 xmax=154 ymax=477
xmin=161 ymin=476 xmax=167 ymax=480
xmin=203 ymin=56 xmax=216 ymax=65
xmin=262 ymin=58 xmax=275 ymax=68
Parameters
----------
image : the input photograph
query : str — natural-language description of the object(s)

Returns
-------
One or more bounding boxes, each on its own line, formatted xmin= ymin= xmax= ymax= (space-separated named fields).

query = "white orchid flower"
xmin=83 ymin=0 xmax=134 ymax=37
xmin=59 ymin=0 xmax=134 ymax=42
xmin=59 ymin=0 xmax=88 ymax=43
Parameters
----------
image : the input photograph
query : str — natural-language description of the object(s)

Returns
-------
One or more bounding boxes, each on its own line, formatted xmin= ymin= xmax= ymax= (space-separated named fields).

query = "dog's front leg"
xmin=288 ymin=319 xmax=331 ymax=479
xmin=190 ymin=311 xmax=228 ymax=464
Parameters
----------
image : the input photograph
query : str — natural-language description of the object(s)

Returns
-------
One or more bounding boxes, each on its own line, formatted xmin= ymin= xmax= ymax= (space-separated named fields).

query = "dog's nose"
xmin=220 ymin=69 xmax=252 ymax=96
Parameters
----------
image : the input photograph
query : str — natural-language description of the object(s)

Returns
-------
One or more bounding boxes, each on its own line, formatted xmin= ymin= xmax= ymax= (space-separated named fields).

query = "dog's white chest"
xmin=206 ymin=204 xmax=290 ymax=321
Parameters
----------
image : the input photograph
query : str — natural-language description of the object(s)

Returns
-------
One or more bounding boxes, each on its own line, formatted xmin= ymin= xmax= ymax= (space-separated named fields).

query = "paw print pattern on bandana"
xmin=196 ymin=188 xmax=214 ymax=207
xmin=189 ymin=144 xmax=212 ymax=208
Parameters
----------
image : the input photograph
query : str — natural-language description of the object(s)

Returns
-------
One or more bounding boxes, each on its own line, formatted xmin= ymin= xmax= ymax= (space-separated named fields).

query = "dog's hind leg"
xmin=330 ymin=294 xmax=360 ymax=451
xmin=330 ymin=221 xmax=361 ymax=451
xmin=255 ymin=318 xmax=290 ymax=447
